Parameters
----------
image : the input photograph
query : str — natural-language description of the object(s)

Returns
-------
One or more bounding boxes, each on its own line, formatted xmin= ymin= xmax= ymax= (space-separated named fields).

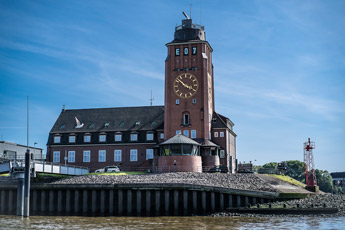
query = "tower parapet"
xmin=173 ymin=18 xmax=206 ymax=42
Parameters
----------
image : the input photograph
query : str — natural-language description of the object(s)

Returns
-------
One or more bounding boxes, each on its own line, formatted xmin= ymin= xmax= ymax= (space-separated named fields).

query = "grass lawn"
xmin=88 ymin=171 xmax=147 ymax=176
xmin=268 ymin=174 xmax=306 ymax=188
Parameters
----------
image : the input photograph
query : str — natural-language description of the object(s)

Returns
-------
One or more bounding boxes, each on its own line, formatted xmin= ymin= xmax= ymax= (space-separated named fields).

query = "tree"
xmin=315 ymin=169 xmax=334 ymax=193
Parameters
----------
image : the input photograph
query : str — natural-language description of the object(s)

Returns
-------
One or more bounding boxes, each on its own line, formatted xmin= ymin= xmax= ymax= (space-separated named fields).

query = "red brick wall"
xmin=47 ymin=144 xmax=156 ymax=172
xmin=157 ymin=155 xmax=202 ymax=172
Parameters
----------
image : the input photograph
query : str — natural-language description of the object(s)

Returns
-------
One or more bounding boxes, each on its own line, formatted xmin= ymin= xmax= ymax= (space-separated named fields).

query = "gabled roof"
xmin=211 ymin=112 xmax=232 ymax=129
xmin=160 ymin=134 xmax=201 ymax=146
xmin=199 ymin=139 xmax=219 ymax=147
xmin=50 ymin=106 xmax=164 ymax=133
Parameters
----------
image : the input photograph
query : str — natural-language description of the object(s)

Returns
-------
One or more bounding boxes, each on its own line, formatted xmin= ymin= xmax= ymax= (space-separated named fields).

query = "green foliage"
xmin=285 ymin=160 xmax=305 ymax=182
xmin=315 ymin=169 xmax=335 ymax=193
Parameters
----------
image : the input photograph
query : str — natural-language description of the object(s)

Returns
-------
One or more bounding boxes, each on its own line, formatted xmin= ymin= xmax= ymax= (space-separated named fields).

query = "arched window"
xmin=183 ymin=112 xmax=190 ymax=126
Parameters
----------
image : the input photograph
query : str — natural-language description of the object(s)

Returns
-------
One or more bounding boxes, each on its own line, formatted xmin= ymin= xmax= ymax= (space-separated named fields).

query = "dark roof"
xmin=212 ymin=112 xmax=235 ymax=131
xmin=160 ymin=134 xmax=201 ymax=146
xmin=50 ymin=106 xmax=164 ymax=133
xmin=331 ymin=172 xmax=345 ymax=178
xmin=199 ymin=139 xmax=219 ymax=147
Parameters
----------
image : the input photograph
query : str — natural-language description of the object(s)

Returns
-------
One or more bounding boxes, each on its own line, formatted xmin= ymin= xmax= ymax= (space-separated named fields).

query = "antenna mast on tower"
xmin=150 ymin=90 xmax=154 ymax=106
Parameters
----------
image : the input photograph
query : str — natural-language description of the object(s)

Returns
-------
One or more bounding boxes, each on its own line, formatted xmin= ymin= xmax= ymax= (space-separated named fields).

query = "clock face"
xmin=173 ymin=73 xmax=199 ymax=99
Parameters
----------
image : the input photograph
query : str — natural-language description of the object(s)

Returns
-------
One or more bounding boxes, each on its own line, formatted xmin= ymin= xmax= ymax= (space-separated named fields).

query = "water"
xmin=0 ymin=215 xmax=344 ymax=230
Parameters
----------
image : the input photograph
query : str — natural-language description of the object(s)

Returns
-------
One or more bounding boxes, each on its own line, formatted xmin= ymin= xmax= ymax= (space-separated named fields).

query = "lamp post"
xmin=34 ymin=142 xmax=37 ymax=160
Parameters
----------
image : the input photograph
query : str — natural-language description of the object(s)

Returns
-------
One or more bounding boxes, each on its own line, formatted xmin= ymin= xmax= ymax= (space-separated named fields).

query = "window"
xmin=115 ymin=134 xmax=122 ymax=142
xmin=192 ymin=46 xmax=197 ymax=55
xmin=84 ymin=135 xmax=91 ymax=142
xmin=99 ymin=150 xmax=106 ymax=162
xmin=146 ymin=133 xmax=154 ymax=141
xmin=214 ymin=132 xmax=218 ymax=137
xmin=175 ymin=48 xmax=180 ymax=56
xmin=176 ymin=99 xmax=179 ymax=105
xmin=104 ymin=122 xmax=109 ymax=128
xmin=191 ymin=130 xmax=196 ymax=139
xmin=176 ymin=130 xmax=181 ymax=135
xmin=54 ymin=136 xmax=60 ymax=143
xmin=183 ymin=47 xmax=189 ymax=55
xmin=53 ymin=151 xmax=60 ymax=163
xmin=130 ymin=149 xmax=138 ymax=161
xmin=192 ymin=98 xmax=196 ymax=104
xmin=114 ymin=150 xmax=122 ymax=162
xmin=183 ymin=113 xmax=190 ymax=125
xmin=83 ymin=150 xmax=90 ymax=162
xmin=68 ymin=151 xmax=75 ymax=163
xmin=99 ymin=134 xmax=106 ymax=142
xmin=146 ymin=149 xmax=154 ymax=160
xmin=130 ymin=133 xmax=138 ymax=141
xmin=220 ymin=132 xmax=224 ymax=137
xmin=220 ymin=150 xmax=225 ymax=158
xmin=119 ymin=121 xmax=124 ymax=127
xmin=89 ymin=123 xmax=94 ymax=128
xmin=183 ymin=130 xmax=189 ymax=137
xmin=69 ymin=135 xmax=76 ymax=143
xmin=59 ymin=124 xmax=65 ymax=129
xmin=135 ymin=121 xmax=141 ymax=126
xmin=160 ymin=133 xmax=164 ymax=139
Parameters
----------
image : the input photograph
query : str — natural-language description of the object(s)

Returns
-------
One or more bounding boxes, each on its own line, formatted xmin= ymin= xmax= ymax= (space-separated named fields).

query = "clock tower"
xmin=164 ymin=16 xmax=215 ymax=141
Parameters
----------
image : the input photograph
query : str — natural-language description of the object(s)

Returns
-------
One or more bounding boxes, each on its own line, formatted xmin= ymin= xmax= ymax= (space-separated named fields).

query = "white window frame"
xmin=183 ymin=114 xmax=190 ymax=125
xmin=130 ymin=133 xmax=138 ymax=141
xmin=115 ymin=134 xmax=122 ymax=142
xmin=192 ymin=98 xmax=196 ymax=104
xmin=69 ymin=135 xmax=76 ymax=143
xmin=114 ymin=150 xmax=122 ymax=162
xmin=99 ymin=150 xmax=106 ymax=162
xmin=83 ymin=150 xmax=90 ymax=162
xmin=160 ymin=133 xmax=164 ymax=139
xmin=146 ymin=133 xmax=154 ymax=141
xmin=130 ymin=149 xmax=138 ymax=161
xmin=191 ymin=130 xmax=196 ymax=139
xmin=54 ymin=136 xmax=61 ymax=143
xmin=68 ymin=151 xmax=75 ymax=163
xmin=84 ymin=135 xmax=91 ymax=143
xmin=214 ymin=132 xmax=218 ymax=137
xmin=220 ymin=132 xmax=224 ymax=137
xmin=99 ymin=134 xmax=106 ymax=142
xmin=53 ymin=151 xmax=60 ymax=163
xmin=146 ymin=149 xmax=154 ymax=160
xmin=176 ymin=130 xmax=181 ymax=135
xmin=183 ymin=130 xmax=189 ymax=137
xmin=176 ymin=99 xmax=179 ymax=105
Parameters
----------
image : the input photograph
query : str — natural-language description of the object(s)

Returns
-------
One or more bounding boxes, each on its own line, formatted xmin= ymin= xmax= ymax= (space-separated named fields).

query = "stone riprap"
xmin=213 ymin=194 xmax=345 ymax=217
xmin=47 ymin=173 xmax=278 ymax=193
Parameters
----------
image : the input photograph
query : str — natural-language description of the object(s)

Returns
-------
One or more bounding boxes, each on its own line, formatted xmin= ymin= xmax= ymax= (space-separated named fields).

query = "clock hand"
xmin=178 ymin=79 xmax=192 ymax=89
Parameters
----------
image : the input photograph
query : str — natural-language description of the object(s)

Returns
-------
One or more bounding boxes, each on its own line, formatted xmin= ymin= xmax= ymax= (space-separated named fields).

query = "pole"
xmin=23 ymin=96 xmax=31 ymax=217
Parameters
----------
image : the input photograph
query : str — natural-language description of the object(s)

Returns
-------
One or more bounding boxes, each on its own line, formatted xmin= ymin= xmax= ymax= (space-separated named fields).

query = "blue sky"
xmin=0 ymin=0 xmax=344 ymax=172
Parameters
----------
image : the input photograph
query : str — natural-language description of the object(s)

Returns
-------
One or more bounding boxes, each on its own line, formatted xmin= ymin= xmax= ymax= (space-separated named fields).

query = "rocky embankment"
xmin=49 ymin=172 xmax=278 ymax=193
xmin=213 ymin=194 xmax=345 ymax=217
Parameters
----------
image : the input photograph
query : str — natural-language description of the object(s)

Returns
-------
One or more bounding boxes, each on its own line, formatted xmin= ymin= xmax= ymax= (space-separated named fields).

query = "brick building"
xmin=47 ymin=16 xmax=237 ymax=173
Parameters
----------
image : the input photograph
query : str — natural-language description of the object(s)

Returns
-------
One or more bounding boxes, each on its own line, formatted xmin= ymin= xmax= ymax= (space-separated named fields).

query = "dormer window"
xmin=54 ymin=136 xmax=61 ymax=143
xmin=59 ymin=124 xmax=65 ymax=129
xmin=99 ymin=134 xmax=106 ymax=142
xmin=115 ymin=133 xmax=122 ymax=142
xmin=104 ymin=122 xmax=109 ymax=128
xmin=89 ymin=123 xmax=94 ymax=128
xmin=135 ymin=121 xmax=141 ymax=126
xmin=151 ymin=121 xmax=156 ymax=127
xmin=69 ymin=135 xmax=76 ymax=143
xmin=146 ymin=132 xmax=154 ymax=141
xmin=130 ymin=133 xmax=138 ymax=141
xmin=119 ymin=121 xmax=124 ymax=127
xmin=84 ymin=135 xmax=91 ymax=143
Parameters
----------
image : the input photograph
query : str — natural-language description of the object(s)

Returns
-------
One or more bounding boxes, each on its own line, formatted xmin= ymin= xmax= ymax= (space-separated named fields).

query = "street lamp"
xmin=34 ymin=142 xmax=38 ymax=160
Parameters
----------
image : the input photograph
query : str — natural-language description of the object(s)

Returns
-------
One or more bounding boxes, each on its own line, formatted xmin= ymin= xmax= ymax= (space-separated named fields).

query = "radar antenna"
xmin=182 ymin=11 xmax=190 ymax=19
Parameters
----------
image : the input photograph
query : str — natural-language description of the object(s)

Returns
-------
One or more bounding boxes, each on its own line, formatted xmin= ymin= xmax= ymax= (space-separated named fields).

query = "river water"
xmin=0 ymin=215 xmax=345 ymax=230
